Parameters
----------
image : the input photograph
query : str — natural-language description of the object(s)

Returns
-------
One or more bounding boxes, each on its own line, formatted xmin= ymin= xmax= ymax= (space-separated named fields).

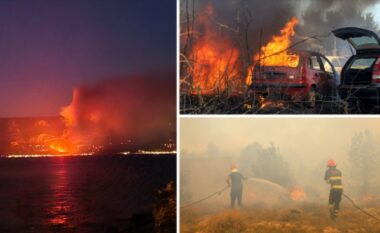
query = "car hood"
xmin=332 ymin=27 xmax=380 ymax=51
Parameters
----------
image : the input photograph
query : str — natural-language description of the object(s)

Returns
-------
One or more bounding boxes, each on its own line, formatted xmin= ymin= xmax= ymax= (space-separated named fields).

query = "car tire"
xmin=305 ymin=88 xmax=317 ymax=108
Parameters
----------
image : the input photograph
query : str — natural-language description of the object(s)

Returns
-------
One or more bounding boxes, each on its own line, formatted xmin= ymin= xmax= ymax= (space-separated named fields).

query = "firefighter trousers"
xmin=329 ymin=189 xmax=343 ymax=218
xmin=231 ymin=188 xmax=243 ymax=208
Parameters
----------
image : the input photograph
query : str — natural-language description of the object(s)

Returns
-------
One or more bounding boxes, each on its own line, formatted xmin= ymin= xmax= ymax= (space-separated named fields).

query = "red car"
xmin=249 ymin=50 xmax=338 ymax=108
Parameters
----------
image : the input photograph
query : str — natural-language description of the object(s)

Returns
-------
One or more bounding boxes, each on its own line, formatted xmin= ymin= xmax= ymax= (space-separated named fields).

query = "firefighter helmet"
xmin=327 ymin=159 xmax=336 ymax=167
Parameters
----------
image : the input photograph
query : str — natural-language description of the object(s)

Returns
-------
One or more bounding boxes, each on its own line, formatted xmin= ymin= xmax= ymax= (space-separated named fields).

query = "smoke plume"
xmin=61 ymin=73 xmax=176 ymax=151
xmin=181 ymin=0 xmax=380 ymax=62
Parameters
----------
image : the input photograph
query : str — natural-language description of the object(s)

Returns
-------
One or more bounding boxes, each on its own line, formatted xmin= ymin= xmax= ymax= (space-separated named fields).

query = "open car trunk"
xmin=341 ymin=55 xmax=378 ymax=85
xmin=333 ymin=27 xmax=380 ymax=52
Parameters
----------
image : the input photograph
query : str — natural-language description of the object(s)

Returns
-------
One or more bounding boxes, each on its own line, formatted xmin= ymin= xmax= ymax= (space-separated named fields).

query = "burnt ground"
xmin=180 ymin=94 xmax=380 ymax=114
xmin=180 ymin=203 xmax=380 ymax=233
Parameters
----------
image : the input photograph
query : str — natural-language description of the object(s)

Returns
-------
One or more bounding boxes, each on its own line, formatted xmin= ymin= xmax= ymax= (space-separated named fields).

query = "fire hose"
xmin=180 ymin=184 xmax=380 ymax=223
xmin=343 ymin=193 xmax=380 ymax=223
xmin=180 ymin=185 xmax=229 ymax=209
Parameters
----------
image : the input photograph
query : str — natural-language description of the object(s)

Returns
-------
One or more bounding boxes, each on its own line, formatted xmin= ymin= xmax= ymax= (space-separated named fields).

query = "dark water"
xmin=0 ymin=155 xmax=176 ymax=233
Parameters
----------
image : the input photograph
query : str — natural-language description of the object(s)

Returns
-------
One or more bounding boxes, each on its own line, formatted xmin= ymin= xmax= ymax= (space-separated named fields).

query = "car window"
xmin=330 ymin=59 xmax=340 ymax=67
xmin=349 ymin=58 xmax=376 ymax=70
xmin=350 ymin=36 xmax=379 ymax=48
xmin=309 ymin=56 xmax=321 ymax=70
xmin=321 ymin=57 xmax=334 ymax=74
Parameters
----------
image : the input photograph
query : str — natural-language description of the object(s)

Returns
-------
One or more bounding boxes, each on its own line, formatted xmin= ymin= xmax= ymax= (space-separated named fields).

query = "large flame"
xmin=246 ymin=17 xmax=300 ymax=85
xmin=7 ymin=119 xmax=76 ymax=155
xmin=188 ymin=5 xmax=239 ymax=94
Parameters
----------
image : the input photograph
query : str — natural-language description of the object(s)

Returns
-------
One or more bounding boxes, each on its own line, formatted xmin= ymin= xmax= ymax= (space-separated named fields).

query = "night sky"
xmin=0 ymin=0 xmax=175 ymax=117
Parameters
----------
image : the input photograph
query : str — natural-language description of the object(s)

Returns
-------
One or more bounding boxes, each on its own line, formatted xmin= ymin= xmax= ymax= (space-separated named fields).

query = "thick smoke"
xmin=61 ymin=73 xmax=175 ymax=151
xmin=181 ymin=0 xmax=380 ymax=64
xmin=297 ymin=0 xmax=380 ymax=54
xmin=239 ymin=142 xmax=294 ymax=188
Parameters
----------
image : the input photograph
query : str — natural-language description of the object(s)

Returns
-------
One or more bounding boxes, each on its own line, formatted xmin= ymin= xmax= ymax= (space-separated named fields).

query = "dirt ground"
xmin=180 ymin=203 xmax=380 ymax=233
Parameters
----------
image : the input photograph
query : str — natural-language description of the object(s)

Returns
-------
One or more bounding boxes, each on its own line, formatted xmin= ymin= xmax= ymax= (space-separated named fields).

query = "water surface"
xmin=0 ymin=155 xmax=175 ymax=233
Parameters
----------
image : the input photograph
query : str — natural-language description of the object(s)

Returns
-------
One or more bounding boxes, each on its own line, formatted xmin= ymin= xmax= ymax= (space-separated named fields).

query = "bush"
xmin=153 ymin=181 xmax=176 ymax=233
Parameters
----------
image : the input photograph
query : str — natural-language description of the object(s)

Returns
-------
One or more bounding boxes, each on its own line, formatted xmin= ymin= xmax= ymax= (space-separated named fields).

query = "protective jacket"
xmin=226 ymin=170 xmax=245 ymax=208
xmin=324 ymin=167 xmax=343 ymax=190
xmin=228 ymin=171 xmax=245 ymax=191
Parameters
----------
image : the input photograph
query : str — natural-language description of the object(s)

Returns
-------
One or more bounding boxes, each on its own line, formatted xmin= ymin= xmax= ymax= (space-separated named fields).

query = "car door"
xmin=309 ymin=55 xmax=329 ymax=97
xmin=320 ymin=55 xmax=338 ymax=99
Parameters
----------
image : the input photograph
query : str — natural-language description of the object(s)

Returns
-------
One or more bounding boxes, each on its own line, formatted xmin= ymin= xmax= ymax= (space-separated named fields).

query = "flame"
xmin=48 ymin=140 xmax=69 ymax=154
xmin=290 ymin=186 xmax=307 ymax=201
xmin=35 ymin=120 xmax=49 ymax=127
xmin=188 ymin=5 xmax=240 ymax=94
xmin=5 ymin=118 xmax=78 ymax=155
xmin=246 ymin=17 xmax=300 ymax=85
xmin=257 ymin=96 xmax=285 ymax=109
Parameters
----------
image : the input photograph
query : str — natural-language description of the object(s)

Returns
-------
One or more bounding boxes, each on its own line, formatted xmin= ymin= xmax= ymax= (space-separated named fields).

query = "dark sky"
xmin=0 ymin=0 xmax=175 ymax=117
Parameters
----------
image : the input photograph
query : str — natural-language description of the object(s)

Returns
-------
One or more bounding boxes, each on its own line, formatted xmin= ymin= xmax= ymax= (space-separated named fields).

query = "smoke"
xmin=180 ymin=118 xmax=380 ymax=208
xmin=239 ymin=142 xmax=294 ymax=188
xmin=181 ymin=0 xmax=380 ymax=62
xmin=297 ymin=0 xmax=380 ymax=54
xmin=61 ymin=73 xmax=175 ymax=151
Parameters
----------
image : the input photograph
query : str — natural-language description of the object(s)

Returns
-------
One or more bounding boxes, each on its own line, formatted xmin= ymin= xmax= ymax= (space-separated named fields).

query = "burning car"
xmin=249 ymin=50 xmax=339 ymax=108
xmin=333 ymin=27 xmax=380 ymax=111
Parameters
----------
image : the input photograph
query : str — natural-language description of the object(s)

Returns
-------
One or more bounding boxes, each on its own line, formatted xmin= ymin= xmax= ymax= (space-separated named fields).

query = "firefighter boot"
xmin=329 ymin=205 xmax=336 ymax=220
xmin=334 ymin=209 xmax=339 ymax=219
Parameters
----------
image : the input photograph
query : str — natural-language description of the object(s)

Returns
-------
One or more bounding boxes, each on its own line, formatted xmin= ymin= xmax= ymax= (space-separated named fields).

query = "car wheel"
xmin=305 ymin=88 xmax=316 ymax=108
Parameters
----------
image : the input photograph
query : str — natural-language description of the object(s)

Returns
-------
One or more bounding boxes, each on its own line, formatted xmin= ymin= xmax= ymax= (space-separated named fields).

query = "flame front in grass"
xmin=246 ymin=17 xmax=300 ymax=85
xmin=290 ymin=186 xmax=307 ymax=201
xmin=189 ymin=5 xmax=239 ymax=94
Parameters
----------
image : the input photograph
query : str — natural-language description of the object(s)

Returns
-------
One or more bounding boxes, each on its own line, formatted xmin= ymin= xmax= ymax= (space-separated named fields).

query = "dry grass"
xmin=179 ymin=92 xmax=348 ymax=114
xmin=180 ymin=203 xmax=380 ymax=233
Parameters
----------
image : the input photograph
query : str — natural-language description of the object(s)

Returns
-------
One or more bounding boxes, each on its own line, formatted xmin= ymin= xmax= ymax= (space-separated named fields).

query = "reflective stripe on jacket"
xmin=324 ymin=168 xmax=343 ymax=190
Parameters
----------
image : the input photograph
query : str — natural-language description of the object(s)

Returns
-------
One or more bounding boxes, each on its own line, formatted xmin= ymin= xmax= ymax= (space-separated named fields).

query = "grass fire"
xmin=180 ymin=0 xmax=380 ymax=114
xmin=180 ymin=118 xmax=380 ymax=232
xmin=188 ymin=4 xmax=240 ymax=94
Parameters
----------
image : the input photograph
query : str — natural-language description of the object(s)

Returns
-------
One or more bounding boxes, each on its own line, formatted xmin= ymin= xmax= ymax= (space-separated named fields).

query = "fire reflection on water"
xmin=46 ymin=158 xmax=75 ymax=228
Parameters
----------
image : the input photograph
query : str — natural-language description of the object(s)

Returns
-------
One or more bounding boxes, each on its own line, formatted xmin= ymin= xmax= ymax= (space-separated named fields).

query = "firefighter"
xmin=226 ymin=164 xmax=245 ymax=208
xmin=324 ymin=159 xmax=343 ymax=220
